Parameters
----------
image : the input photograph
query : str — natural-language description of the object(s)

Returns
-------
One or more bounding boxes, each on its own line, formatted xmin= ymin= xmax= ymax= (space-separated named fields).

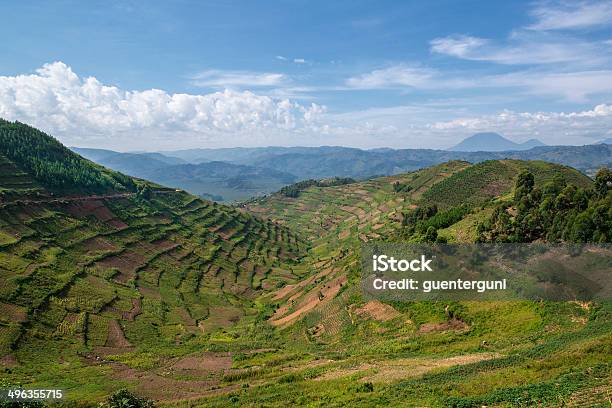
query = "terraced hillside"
xmin=0 ymin=121 xmax=307 ymax=401
xmin=218 ymin=159 xmax=611 ymax=408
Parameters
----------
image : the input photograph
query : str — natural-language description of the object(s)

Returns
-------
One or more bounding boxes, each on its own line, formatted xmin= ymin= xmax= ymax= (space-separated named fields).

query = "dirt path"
xmin=104 ymin=320 xmax=132 ymax=348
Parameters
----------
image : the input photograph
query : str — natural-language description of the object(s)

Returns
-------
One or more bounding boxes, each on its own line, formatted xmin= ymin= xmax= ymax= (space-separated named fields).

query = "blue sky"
xmin=1 ymin=0 xmax=611 ymax=150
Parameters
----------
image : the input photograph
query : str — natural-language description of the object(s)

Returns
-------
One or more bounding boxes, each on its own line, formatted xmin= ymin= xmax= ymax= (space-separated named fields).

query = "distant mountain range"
xmin=449 ymin=132 xmax=546 ymax=152
xmin=72 ymin=133 xmax=611 ymax=201
xmin=73 ymin=148 xmax=296 ymax=201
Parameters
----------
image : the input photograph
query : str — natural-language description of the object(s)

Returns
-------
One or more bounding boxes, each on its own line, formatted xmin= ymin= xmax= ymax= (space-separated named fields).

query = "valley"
xmin=0 ymin=120 xmax=610 ymax=407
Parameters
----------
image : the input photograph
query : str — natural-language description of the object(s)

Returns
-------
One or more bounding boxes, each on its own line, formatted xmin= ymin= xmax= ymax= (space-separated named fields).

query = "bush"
xmin=103 ymin=389 xmax=154 ymax=408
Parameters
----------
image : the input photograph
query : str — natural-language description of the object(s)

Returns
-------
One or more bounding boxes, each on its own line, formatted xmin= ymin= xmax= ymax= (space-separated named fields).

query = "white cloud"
xmin=2 ymin=62 xmax=612 ymax=150
xmin=490 ymin=69 xmax=612 ymax=101
xmin=345 ymin=63 xmax=612 ymax=102
xmin=275 ymin=55 xmax=288 ymax=61
xmin=430 ymin=35 xmax=489 ymax=59
xmin=345 ymin=65 xmax=435 ymax=89
xmin=191 ymin=69 xmax=286 ymax=88
xmin=528 ymin=1 xmax=612 ymax=31
xmin=293 ymin=58 xmax=307 ymax=64
xmin=431 ymin=1 xmax=612 ymax=66
xmin=0 ymin=62 xmax=326 ymax=148
xmin=428 ymin=104 xmax=612 ymax=145
xmin=430 ymin=32 xmax=606 ymax=65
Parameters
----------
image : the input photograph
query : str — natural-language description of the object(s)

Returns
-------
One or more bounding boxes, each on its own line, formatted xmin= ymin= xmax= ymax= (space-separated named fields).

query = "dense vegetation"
xmin=279 ymin=177 xmax=355 ymax=197
xmin=400 ymin=204 xmax=472 ymax=242
xmin=478 ymin=168 xmax=612 ymax=242
xmin=0 ymin=119 xmax=135 ymax=194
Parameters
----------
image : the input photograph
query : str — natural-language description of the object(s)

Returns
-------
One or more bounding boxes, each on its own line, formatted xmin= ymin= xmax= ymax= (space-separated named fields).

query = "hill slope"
xmin=231 ymin=158 xmax=610 ymax=407
xmin=0 ymin=120 xmax=307 ymax=401
xmin=0 ymin=120 xmax=136 ymax=195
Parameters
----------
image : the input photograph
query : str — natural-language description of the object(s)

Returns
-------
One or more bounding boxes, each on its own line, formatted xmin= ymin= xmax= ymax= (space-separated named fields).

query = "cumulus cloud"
xmin=2 ymin=62 xmax=612 ymax=150
xmin=0 ymin=62 xmax=325 ymax=148
xmin=528 ymin=0 xmax=612 ymax=31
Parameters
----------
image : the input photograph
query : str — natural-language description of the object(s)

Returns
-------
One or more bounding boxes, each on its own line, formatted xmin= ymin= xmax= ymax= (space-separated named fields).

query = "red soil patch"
xmin=338 ymin=229 xmax=351 ymax=240
xmin=108 ymin=360 xmax=237 ymax=401
xmin=0 ymin=302 xmax=27 ymax=322
xmin=481 ymin=180 xmax=510 ymax=196
xmin=96 ymin=250 xmax=147 ymax=283
xmin=150 ymin=239 xmax=177 ymax=251
xmin=66 ymin=200 xmax=127 ymax=229
xmin=271 ymin=273 xmax=348 ymax=326
xmin=105 ymin=320 xmax=132 ymax=348
xmin=198 ymin=307 xmax=243 ymax=333
xmin=418 ymin=318 xmax=468 ymax=334
xmin=81 ymin=236 xmax=117 ymax=253
xmin=172 ymin=352 xmax=232 ymax=373
xmin=353 ymin=300 xmax=400 ymax=322
xmin=272 ymin=284 xmax=297 ymax=301
xmin=0 ymin=354 xmax=18 ymax=367
xmin=122 ymin=298 xmax=142 ymax=321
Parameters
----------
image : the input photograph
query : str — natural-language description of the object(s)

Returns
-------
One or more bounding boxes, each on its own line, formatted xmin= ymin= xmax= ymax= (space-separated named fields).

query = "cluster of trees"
xmin=279 ymin=177 xmax=355 ymax=198
xmin=400 ymin=204 xmax=471 ymax=242
xmin=0 ymin=119 xmax=135 ymax=193
xmin=478 ymin=168 xmax=611 ymax=243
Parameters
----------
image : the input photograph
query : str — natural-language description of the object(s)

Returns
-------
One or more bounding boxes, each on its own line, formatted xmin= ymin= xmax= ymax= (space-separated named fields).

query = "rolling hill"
xmin=1 ymin=120 xmax=610 ymax=406
xmin=73 ymin=147 xmax=298 ymax=202
xmin=71 ymin=143 xmax=611 ymax=203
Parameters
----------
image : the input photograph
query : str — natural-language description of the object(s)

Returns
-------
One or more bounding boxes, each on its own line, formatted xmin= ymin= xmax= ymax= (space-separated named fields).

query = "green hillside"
xmin=0 ymin=124 xmax=610 ymax=407
xmin=0 ymin=123 xmax=307 ymax=402
xmin=0 ymin=120 xmax=136 ymax=195
xmin=421 ymin=159 xmax=592 ymax=209
xmin=234 ymin=159 xmax=610 ymax=408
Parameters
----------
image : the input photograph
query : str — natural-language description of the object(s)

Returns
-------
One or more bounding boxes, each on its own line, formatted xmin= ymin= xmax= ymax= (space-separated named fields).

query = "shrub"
xmin=103 ymin=389 xmax=154 ymax=408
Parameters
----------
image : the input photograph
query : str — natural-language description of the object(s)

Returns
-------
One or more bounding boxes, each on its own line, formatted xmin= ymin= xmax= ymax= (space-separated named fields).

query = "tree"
xmin=479 ymin=168 xmax=611 ymax=243
xmin=138 ymin=184 xmax=152 ymax=200
xmin=424 ymin=226 xmax=438 ymax=242
xmin=594 ymin=167 xmax=611 ymax=199
xmin=514 ymin=170 xmax=534 ymax=201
